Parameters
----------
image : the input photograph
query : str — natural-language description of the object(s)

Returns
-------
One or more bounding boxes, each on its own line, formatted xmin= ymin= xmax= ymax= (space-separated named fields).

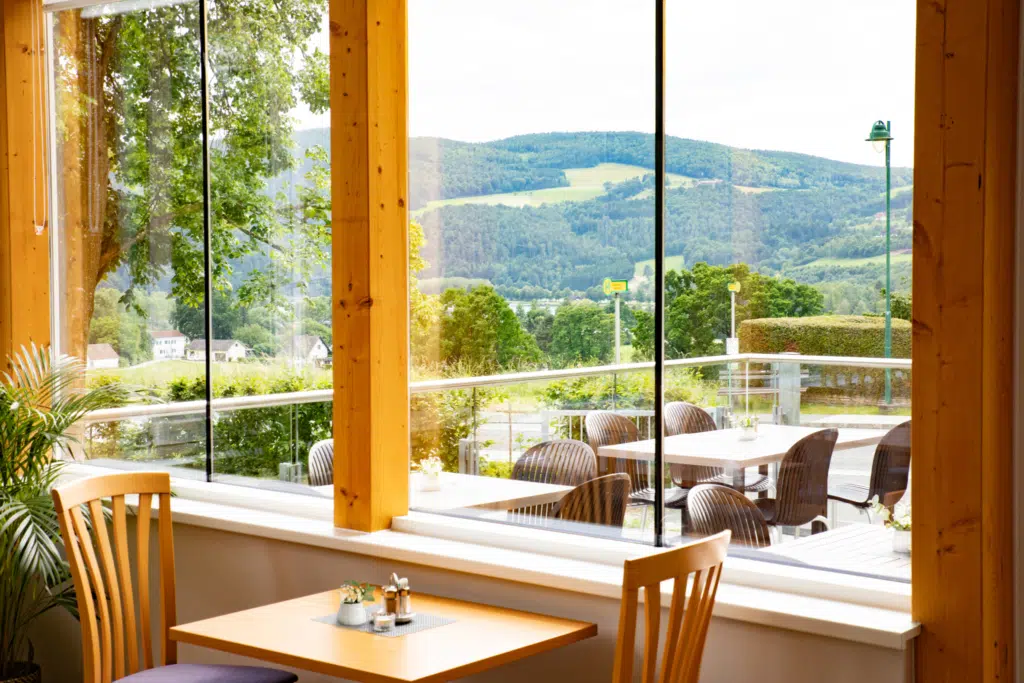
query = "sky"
xmin=405 ymin=1 xmax=916 ymax=168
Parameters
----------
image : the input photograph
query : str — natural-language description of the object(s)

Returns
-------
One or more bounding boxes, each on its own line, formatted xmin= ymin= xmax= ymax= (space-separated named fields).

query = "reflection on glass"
xmin=52 ymin=1 xmax=207 ymax=476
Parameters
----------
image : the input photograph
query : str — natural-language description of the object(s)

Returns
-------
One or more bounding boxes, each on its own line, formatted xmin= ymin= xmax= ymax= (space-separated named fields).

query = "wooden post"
xmin=330 ymin=0 xmax=409 ymax=531
xmin=0 ymin=0 xmax=50 ymax=369
xmin=912 ymin=0 xmax=1017 ymax=680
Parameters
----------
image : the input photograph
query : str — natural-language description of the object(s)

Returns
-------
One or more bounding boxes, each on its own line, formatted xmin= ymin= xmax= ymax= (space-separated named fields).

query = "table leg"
xmin=731 ymin=467 xmax=744 ymax=490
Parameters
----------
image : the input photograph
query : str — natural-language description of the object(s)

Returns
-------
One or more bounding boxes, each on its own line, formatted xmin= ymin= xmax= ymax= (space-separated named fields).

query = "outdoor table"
xmin=760 ymin=523 xmax=911 ymax=581
xmin=597 ymin=424 xmax=888 ymax=489
xmin=315 ymin=471 xmax=573 ymax=511
xmin=170 ymin=589 xmax=597 ymax=683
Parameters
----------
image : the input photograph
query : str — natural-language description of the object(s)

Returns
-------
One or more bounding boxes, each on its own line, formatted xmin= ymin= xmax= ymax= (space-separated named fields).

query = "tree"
xmin=55 ymin=0 xmax=329 ymax=361
xmin=234 ymin=324 xmax=279 ymax=357
xmin=520 ymin=307 xmax=555 ymax=354
xmin=88 ymin=287 xmax=153 ymax=366
xmin=630 ymin=309 xmax=654 ymax=362
xmin=549 ymin=301 xmax=614 ymax=367
xmin=439 ymin=286 xmax=539 ymax=372
xmin=170 ymin=290 xmax=243 ymax=341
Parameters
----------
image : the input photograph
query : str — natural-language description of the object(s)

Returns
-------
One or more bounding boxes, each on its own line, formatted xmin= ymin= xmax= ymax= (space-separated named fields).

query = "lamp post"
xmin=867 ymin=120 xmax=893 ymax=405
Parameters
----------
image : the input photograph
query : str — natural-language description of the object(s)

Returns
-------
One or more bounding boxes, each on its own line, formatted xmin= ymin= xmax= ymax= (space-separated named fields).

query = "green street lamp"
xmin=867 ymin=120 xmax=893 ymax=405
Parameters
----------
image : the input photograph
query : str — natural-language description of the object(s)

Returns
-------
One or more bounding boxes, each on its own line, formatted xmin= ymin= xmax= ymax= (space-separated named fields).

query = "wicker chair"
xmin=554 ymin=473 xmax=631 ymax=528
xmin=829 ymin=420 xmax=910 ymax=512
xmin=308 ymin=438 xmax=334 ymax=487
xmin=510 ymin=439 xmax=598 ymax=522
xmin=664 ymin=401 xmax=770 ymax=493
xmin=755 ymin=428 xmax=839 ymax=533
xmin=584 ymin=411 xmax=688 ymax=517
xmin=689 ymin=484 xmax=772 ymax=548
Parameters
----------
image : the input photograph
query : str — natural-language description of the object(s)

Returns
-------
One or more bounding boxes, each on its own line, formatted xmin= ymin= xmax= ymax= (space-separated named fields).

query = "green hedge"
xmin=739 ymin=315 xmax=911 ymax=404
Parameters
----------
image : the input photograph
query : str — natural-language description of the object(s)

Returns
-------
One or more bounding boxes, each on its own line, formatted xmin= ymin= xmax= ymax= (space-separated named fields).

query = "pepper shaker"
xmin=383 ymin=586 xmax=399 ymax=615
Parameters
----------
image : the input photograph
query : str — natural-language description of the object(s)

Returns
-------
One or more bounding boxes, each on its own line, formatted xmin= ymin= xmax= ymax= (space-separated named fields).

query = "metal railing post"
xmin=776 ymin=353 xmax=802 ymax=426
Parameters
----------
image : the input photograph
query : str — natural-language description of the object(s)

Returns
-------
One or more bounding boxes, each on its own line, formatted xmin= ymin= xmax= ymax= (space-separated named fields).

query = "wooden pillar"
xmin=912 ymin=0 xmax=1017 ymax=680
xmin=330 ymin=0 xmax=409 ymax=531
xmin=0 ymin=0 xmax=50 ymax=369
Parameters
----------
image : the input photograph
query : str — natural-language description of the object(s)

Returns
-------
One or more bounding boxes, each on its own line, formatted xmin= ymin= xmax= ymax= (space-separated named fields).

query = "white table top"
xmin=316 ymin=472 xmax=572 ymax=511
xmin=597 ymin=424 xmax=888 ymax=469
xmin=760 ymin=523 xmax=911 ymax=581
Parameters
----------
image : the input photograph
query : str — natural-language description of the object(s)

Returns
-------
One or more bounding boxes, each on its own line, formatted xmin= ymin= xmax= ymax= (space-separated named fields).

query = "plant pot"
xmin=337 ymin=601 xmax=369 ymax=626
xmin=738 ymin=427 xmax=758 ymax=442
xmin=892 ymin=528 xmax=911 ymax=554
xmin=1 ymin=662 xmax=41 ymax=683
xmin=417 ymin=472 xmax=441 ymax=492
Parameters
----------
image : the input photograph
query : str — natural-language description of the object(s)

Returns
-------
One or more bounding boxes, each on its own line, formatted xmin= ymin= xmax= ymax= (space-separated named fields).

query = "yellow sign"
xmin=728 ymin=281 xmax=741 ymax=293
xmin=603 ymin=278 xmax=629 ymax=296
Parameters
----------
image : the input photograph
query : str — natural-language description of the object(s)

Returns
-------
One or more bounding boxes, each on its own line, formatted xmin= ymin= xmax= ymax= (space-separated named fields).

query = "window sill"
xmin=60 ymin=464 xmax=919 ymax=650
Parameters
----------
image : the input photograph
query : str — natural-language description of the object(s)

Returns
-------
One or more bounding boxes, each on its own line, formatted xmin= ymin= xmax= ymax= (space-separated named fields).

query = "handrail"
xmin=80 ymin=352 xmax=912 ymax=425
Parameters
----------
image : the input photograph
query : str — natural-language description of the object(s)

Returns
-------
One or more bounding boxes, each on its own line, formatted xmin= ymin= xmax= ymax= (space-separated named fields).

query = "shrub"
xmin=739 ymin=315 xmax=911 ymax=404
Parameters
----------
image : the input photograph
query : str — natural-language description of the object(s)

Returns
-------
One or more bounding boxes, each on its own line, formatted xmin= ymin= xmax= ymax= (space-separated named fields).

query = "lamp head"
xmin=866 ymin=120 xmax=892 ymax=153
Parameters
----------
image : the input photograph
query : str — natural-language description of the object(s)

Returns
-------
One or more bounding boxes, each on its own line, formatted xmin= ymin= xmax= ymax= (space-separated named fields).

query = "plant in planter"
xmin=412 ymin=455 xmax=444 ymax=492
xmin=872 ymin=496 xmax=912 ymax=554
xmin=336 ymin=581 xmax=375 ymax=626
xmin=0 ymin=345 xmax=127 ymax=681
xmin=731 ymin=414 xmax=759 ymax=441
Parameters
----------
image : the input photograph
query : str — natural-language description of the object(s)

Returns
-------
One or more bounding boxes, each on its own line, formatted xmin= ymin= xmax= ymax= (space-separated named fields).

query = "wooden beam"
xmin=912 ymin=0 xmax=1017 ymax=680
xmin=330 ymin=0 xmax=409 ymax=531
xmin=0 ymin=0 xmax=50 ymax=369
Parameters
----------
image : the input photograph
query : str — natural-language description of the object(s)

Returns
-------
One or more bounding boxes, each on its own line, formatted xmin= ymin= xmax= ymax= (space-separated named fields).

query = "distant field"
xmin=734 ymin=185 xmax=779 ymax=194
xmin=802 ymin=251 xmax=913 ymax=268
xmin=413 ymin=163 xmax=694 ymax=214
xmin=634 ymin=254 xmax=686 ymax=277
xmin=90 ymin=359 xmax=330 ymax=390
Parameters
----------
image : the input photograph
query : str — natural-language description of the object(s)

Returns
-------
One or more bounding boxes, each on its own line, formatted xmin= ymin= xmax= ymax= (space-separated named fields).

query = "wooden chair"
xmin=585 ymin=411 xmax=687 ymax=523
xmin=828 ymin=420 xmax=910 ymax=513
xmin=52 ymin=472 xmax=297 ymax=683
xmin=755 ymin=428 xmax=838 ymax=533
xmin=688 ymin=484 xmax=772 ymax=548
xmin=612 ymin=531 xmax=731 ymax=683
xmin=308 ymin=438 xmax=334 ymax=487
xmin=554 ymin=473 xmax=631 ymax=527
xmin=664 ymin=402 xmax=769 ymax=493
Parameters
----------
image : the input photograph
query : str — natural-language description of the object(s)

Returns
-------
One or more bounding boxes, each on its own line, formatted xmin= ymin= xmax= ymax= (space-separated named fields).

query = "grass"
xmin=633 ymin=254 xmax=686 ymax=277
xmin=801 ymin=251 xmax=913 ymax=268
xmin=90 ymin=359 xmax=331 ymax=389
xmin=413 ymin=163 xmax=695 ymax=214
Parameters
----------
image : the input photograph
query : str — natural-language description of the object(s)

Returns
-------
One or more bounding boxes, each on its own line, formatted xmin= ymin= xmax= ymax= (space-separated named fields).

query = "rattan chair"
xmin=828 ymin=420 xmax=910 ymax=512
xmin=555 ymin=473 xmax=631 ymax=528
xmin=612 ymin=532 xmax=730 ymax=683
xmin=664 ymin=401 xmax=770 ymax=493
xmin=689 ymin=484 xmax=772 ymax=548
xmin=510 ymin=439 xmax=598 ymax=521
xmin=585 ymin=411 xmax=687 ymax=517
xmin=52 ymin=472 xmax=297 ymax=683
xmin=754 ymin=428 xmax=838 ymax=533
xmin=308 ymin=438 xmax=334 ymax=487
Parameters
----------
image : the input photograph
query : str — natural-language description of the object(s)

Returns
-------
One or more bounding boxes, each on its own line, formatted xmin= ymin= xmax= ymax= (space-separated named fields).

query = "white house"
xmin=149 ymin=329 xmax=187 ymax=360
xmin=285 ymin=335 xmax=330 ymax=366
xmin=86 ymin=343 xmax=120 ymax=370
xmin=186 ymin=339 xmax=247 ymax=362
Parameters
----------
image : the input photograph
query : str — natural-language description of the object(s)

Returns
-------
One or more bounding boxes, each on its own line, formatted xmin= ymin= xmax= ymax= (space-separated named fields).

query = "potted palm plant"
xmin=0 ymin=345 xmax=126 ymax=682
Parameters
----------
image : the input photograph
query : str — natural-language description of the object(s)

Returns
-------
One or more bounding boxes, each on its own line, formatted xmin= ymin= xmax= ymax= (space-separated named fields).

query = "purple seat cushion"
xmin=117 ymin=664 xmax=298 ymax=683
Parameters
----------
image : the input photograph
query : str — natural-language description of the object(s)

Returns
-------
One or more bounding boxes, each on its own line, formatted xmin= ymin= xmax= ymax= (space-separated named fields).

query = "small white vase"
xmin=738 ymin=427 xmax=758 ymax=442
xmin=337 ymin=601 xmax=368 ymax=626
xmin=892 ymin=529 xmax=911 ymax=554
xmin=419 ymin=472 xmax=441 ymax=492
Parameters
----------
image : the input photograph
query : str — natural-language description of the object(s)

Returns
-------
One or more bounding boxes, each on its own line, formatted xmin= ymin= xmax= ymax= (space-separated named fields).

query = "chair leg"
xmin=641 ymin=505 xmax=650 ymax=532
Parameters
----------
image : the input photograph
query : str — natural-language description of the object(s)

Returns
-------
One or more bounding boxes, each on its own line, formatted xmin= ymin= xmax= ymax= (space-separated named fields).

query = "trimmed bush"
xmin=739 ymin=315 xmax=911 ymax=404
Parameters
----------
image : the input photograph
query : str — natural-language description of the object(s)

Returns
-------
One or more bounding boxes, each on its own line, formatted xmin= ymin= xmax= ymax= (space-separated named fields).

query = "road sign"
xmin=728 ymin=281 xmax=741 ymax=293
xmin=603 ymin=278 xmax=629 ymax=296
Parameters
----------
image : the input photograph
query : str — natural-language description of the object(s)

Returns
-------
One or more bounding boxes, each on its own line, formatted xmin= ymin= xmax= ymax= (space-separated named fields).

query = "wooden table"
xmin=597 ymin=424 xmax=887 ymax=488
xmin=170 ymin=589 xmax=597 ymax=683
xmin=317 ymin=472 xmax=573 ymax=511
xmin=760 ymin=523 xmax=911 ymax=580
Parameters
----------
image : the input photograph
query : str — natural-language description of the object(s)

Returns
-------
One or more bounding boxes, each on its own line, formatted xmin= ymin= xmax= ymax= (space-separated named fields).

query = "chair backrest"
xmin=773 ymin=428 xmax=839 ymax=527
xmin=688 ymin=484 xmax=771 ymax=548
xmin=556 ymin=473 xmax=631 ymax=527
xmin=612 ymin=532 xmax=731 ymax=683
xmin=664 ymin=402 xmax=722 ymax=488
xmin=52 ymin=472 xmax=177 ymax=683
xmin=868 ymin=421 xmax=911 ymax=507
xmin=585 ymin=411 xmax=646 ymax=491
xmin=308 ymin=438 xmax=334 ymax=487
xmin=512 ymin=439 xmax=598 ymax=486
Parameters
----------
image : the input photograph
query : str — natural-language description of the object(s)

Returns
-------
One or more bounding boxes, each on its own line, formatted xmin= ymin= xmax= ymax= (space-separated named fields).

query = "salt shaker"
xmin=398 ymin=586 xmax=412 ymax=617
xmin=383 ymin=586 xmax=399 ymax=615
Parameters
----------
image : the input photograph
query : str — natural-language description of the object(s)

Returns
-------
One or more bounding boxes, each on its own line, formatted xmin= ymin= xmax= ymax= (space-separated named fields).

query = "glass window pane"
xmin=52 ymin=0 xmax=207 ymax=478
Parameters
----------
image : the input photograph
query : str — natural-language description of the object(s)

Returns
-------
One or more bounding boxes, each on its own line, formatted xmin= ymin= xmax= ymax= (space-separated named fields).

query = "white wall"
xmin=33 ymin=520 xmax=906 ymax=683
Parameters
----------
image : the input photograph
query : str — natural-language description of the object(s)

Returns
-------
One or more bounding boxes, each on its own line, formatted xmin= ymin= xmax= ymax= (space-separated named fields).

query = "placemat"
xmin=312 ymin=611 xmax=456 ymax=638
